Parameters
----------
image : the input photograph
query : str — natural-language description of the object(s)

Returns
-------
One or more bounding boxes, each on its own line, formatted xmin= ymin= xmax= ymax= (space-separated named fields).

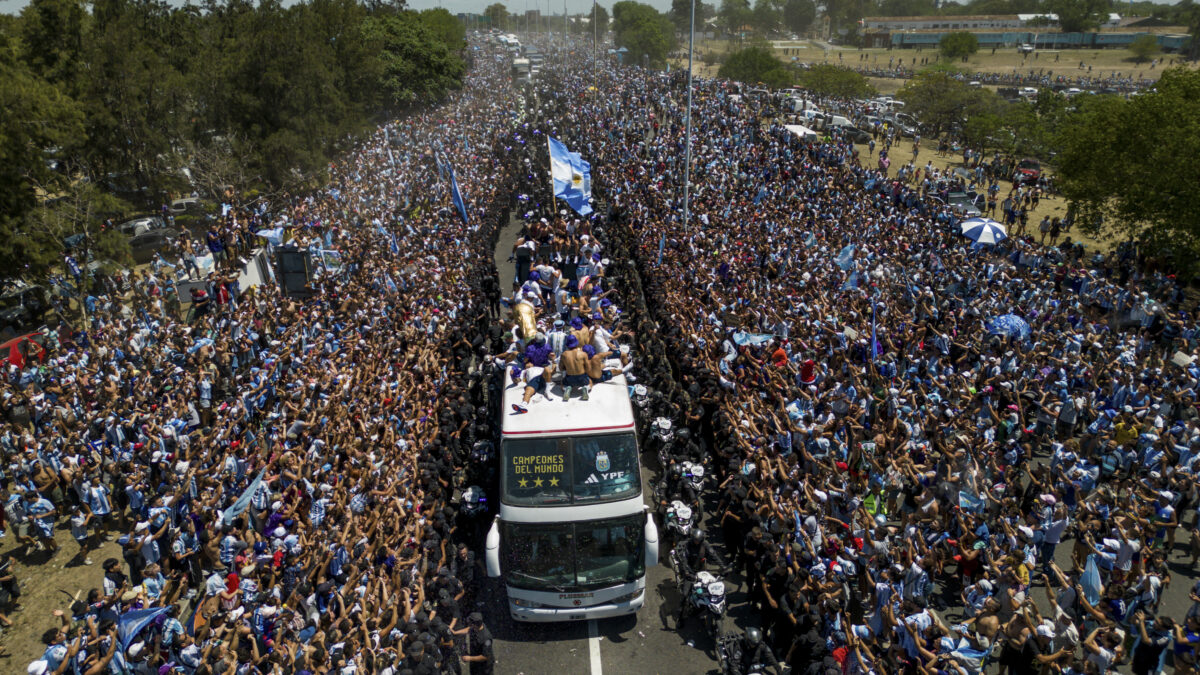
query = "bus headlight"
xmin=613 ymin=589 xmax=643 ymax=604
xmin=511 ymin=598 xmax=544 ymax=608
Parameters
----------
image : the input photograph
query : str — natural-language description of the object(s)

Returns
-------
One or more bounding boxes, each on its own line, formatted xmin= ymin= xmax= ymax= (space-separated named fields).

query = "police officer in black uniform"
xmin=675 ymin=529 xmax=726 ymax=623
xmin=462 ymin=612 xmax=494 ymax=674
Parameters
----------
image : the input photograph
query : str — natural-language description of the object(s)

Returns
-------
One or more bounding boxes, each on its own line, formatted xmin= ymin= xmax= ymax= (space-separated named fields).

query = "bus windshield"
xmin=502 ymin=513 xmax=645 ymax=592
xmin=503 ymin=433 xmax=639 ymax=506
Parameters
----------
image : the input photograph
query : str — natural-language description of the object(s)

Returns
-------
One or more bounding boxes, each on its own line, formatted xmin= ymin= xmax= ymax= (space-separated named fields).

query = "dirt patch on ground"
xmin=1 ymin=521 xmax=124 ymax=665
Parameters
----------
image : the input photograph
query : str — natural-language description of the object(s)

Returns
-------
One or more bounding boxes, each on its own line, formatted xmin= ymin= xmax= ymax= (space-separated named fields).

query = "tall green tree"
xmin=18 ymin=0 xmax=88 ymax=86
xmin=612 ymin=1 xmax=678 ymax=66
xmin=0 ymin=56 xmax=86 ymax=276
xmin=1046 ymin=0 xmax=1109 ymax=33
xmin=719 ymin=45 xmax=790 ymax=86
xmin=420 ymin=8 xmax=466 ymax=50
xmin=897 ymin=70 xmax=995 ymax=135
xmin=782 ymin=0 xmax=815 ymax=35
xmin=938 ymin=31 xmax=979 ymax=59
xmin=751 ymin=0 xmax=780 ymax=35
xmin=1055 ymin=69 xmax=1200 ymax=264
xmin=484 ymin=3 xmax=509 ymax=29
xmin=1127 ymin=34 xmax=1160 ymax=63
xmin=590 ymin=3 xmax=610 ymax=36
xmin=798 ymin=64 xmax=873 ymax=97
xmin=718 ymin=0 xmax=752 ymax=36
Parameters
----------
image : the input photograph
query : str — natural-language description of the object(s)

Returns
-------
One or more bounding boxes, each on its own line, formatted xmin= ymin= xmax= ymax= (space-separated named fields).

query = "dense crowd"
xmin=524 ymin=58 xmax=1198 ymax=675
xmin=6 ymin=34 xmax=1200 ymax=675
xmin=4 ymin=47 xmax=518 ymax=675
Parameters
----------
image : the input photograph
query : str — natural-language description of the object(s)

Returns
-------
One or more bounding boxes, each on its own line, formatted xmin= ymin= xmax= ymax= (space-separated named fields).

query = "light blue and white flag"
xmin=548 ymin=136 xmax=592 ymax=216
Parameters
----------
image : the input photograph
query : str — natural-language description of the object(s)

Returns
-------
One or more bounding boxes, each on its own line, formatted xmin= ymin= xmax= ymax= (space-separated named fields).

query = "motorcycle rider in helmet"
xmin=675 ymin=529 xmax=726 ymax=623
xmin=736 ymin=627 xmax=782 ymax=675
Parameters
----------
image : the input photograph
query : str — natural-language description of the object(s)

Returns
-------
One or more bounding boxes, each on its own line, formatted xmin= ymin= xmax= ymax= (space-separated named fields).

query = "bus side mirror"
xmin=644 ymin=509 xmax=659 ymax=569
xmin=486 ymin=518 xmax=501 ymax=578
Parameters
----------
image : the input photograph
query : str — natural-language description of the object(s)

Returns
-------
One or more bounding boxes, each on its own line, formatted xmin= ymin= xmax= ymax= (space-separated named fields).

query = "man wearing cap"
xmin=460 ymin=612 xmax=494 ymax=675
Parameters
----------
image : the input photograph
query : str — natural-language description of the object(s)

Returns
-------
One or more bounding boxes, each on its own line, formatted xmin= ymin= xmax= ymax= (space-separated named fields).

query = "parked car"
xmin=1013 ymin=158 xmax=1041 ymax=185
xmin=947 ymin=191 xmax=984 ymax=217
xmin=128 ymin=227 xmax=182 ymax=264
xmin=1018 ymin=43 xmax=1035 ymax=54
xmin=117 ymin=216 xmax=167 ymax=237
xmin=1018 ymin=87 xmax=1039 ymax=99
xmin=929 ymin=192 xmax=984 ymax=218
xmin=836 ymin=125 xmax=872 ymax=144
xmin=169 ymin=197 xmax=208 ymax=216
xmin=0 ymin=286 xmax=49 ymax=333
xmin=0 ymin=332 xmax=47 ymax=368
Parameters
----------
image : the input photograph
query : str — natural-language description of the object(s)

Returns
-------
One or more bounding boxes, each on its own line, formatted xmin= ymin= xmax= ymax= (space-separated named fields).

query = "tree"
xmin=798 ymin=64 xmax=873 ymax=98
xmin=365 ymin=10 xmax=466 ymax=108
xmin=1046 ymin=0 xmax=1108 ymax=33
xmin=670 ymin=0 xmax=713 ymax=33
xmin=0 ymin=55 xmax=86 ymax=277
xmin=939 ymin=31 xmax=979 ymax=60
xmin=751 ymin=0 xmax=781 ymax=35
xmin=782 ymin=0 xmax=815 ymax=35
xmin=419 ymin=8 xmax=466 ymax=50
xmin=1055 ymin=69 xmax=1200 ymax=265
xmin=18 ymin=0 xmax=88 ymax=87
xmin=484 ymin=3 xmax=509 ymax=30
xmin=718 ymin=0 xmax=752 ymax=37
xmin=612 ymin=2 xmax=678 ymax=66
xmin=671 ymin=0 xmax=693 ymax=33
xmin=22 ymin=177 xmax=133 ymax=284
xmin=897 ymin=70 xmax=994 ymax=135
xmin=1128 ymin=34 xmax=1161 ymax=63
xmin=718 ymin=45 xmax=791 ymax=87
xmin=590 ymin=3 xmax=610 ymax=36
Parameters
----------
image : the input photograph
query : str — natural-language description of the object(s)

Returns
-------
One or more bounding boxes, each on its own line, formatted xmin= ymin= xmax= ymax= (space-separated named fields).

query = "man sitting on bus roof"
xmin=560 ymin=335 xmax=590 ymax=402
xmin=510 ymin=359 xmax=556 ymax=414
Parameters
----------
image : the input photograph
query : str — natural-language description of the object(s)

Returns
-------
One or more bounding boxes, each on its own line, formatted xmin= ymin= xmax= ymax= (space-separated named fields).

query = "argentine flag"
xmin=548 ymin=136 xmax=593 ymax=216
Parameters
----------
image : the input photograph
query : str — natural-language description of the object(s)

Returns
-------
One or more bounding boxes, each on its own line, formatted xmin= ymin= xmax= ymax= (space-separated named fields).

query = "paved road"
xmin=486 ymin=214 xmax=754 ymax=674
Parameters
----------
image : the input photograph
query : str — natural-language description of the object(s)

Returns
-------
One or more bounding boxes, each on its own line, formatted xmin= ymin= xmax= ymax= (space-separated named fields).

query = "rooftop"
xmin=502 ymin=368 xmax=635 ymax=437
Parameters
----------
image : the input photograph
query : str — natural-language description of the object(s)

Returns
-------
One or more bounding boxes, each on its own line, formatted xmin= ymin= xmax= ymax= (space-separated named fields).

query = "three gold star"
xmin=549 ymin=477 xmax=559 ymax=487
xmin=518 ymin=478 xmax=528 ymax=488
xmin=534 ymin=478 xmax=544 ymax=487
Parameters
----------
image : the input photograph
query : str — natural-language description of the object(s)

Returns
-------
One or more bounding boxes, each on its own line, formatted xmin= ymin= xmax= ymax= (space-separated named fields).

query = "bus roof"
xmin=501 ymin=371 xmax=635 ymax=438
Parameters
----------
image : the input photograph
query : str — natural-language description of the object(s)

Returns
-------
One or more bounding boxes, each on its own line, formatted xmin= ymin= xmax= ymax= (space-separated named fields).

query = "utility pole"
xmin=664 ymin=0 xmax=695 ymax=265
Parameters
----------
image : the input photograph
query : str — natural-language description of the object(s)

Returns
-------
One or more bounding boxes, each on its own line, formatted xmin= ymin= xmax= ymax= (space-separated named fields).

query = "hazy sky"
xmin=0 ymin=0 xmax=1184 ymax=19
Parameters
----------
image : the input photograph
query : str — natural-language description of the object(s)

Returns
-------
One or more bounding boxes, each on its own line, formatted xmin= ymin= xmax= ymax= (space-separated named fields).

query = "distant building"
xmin=862 ymin=13 xmax=1123 ymax=31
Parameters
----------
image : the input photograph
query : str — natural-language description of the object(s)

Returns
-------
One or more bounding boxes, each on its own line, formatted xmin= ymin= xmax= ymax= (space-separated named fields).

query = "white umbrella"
xmin=960 ymin=217 xmax=1007 ymax=245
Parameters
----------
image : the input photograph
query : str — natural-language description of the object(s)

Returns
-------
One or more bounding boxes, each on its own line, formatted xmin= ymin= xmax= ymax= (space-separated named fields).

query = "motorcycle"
xmin=663 ymin=499 xmax=696 ymax=550
xmin=631 ymin=383 xmax=651 ymax=421
xmin=716 ymin=634 xmax=790 ymax=675
xmin=650 ymin=417 xmax=675 ymax=470
xmin=679 ymin=461 xmax=705 ymax=494
xmin=672 ymin=549 xmax=727 ymax=645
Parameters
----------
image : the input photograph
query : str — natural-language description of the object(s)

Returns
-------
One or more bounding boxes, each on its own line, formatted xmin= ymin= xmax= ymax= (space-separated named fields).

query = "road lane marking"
xmin=588 ymin=619 xmax=603 ymax=675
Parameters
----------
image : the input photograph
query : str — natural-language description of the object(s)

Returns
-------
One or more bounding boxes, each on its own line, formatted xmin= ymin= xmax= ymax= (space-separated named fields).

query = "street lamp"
xmin=665 ymin=0 xmax=696 ymax=265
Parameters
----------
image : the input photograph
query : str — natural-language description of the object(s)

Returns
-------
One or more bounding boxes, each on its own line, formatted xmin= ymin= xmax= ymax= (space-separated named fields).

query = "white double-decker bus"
xmin=485 ymin=372 xmax=658 ymax=622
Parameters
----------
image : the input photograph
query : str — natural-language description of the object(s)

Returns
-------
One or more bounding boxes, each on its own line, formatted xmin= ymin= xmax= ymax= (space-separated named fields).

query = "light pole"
xmin=666 ymin=0 xmax=696 ymax=265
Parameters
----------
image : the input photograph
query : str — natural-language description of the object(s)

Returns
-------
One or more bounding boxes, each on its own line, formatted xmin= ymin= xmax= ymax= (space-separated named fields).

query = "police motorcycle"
xmin=663 ymin=499 xmax=697 ymax=551
xmin=648 ymin=416 xmax=675 ymax=468
xmin=671 ymin=535 xmax=728 ymax=645
xmin=717 ymin=628 xmax=790 ymax=675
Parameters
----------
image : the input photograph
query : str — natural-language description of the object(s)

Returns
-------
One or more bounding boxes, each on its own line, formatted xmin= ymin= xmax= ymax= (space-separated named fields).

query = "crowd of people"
xmin=4 ymin=47 xmax=522 ymax=675
xmin=830 ymin=61 xmax=1161 ymax=93
xmin=5 ymin=32 xmax=1200 ymax=675
xmin=521 ymin=55 xmax=1198 ymax=675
